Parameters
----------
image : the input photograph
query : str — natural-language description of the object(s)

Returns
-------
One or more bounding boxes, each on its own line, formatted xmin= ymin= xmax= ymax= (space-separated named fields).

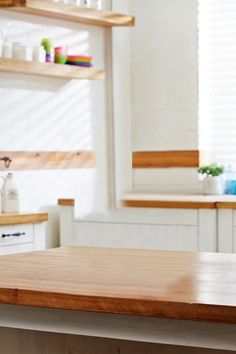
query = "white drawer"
xmin=0 ymin=224 xmax=34 ymax=246
xmin=0 ymin=243 xmax=34 ymax=255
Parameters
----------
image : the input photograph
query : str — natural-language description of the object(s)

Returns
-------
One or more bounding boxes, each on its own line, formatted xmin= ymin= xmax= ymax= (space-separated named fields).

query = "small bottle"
xmin=225 ymin=165 xmax=234 ymax=194
xmin=2 ymin=173 xmax=20 ymax=213
xmin=41 ymin=38 xmax=54 ymax=63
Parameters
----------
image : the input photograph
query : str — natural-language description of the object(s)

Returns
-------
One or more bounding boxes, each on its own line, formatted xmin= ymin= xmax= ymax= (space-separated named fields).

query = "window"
xmin=199 ymin=0 xmax=236 ymax=168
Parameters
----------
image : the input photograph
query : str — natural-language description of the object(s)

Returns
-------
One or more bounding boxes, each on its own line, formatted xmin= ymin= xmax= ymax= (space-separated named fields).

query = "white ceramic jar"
xmin=19 ymin=45 xmax=33 ymax=61
xmin=2 ymin=173 xmax=20 ymax=213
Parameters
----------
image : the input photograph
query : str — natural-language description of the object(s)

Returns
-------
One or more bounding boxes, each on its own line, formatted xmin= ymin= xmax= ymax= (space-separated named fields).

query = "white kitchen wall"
xmin=0 ymin=10 xmax=107 ymax=247
xmin=112 ymin=0 xmax=132 ymax=202
xmin=130 ymin=0 xmax=200 ymax=193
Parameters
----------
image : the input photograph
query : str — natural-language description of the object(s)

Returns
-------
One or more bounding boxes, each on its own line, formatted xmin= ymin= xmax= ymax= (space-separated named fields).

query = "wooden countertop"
xmin=1 ymin=246 xmax=236 ymax=324
xmin=123 ymin=193 xmax=236 ymax=209
xmin=0 ymin=212 xmax=48 ymax=226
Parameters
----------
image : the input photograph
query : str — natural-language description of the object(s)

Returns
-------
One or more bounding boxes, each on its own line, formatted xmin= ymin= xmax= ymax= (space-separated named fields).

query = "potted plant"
xmin=198 ymin=164 xmax=225 ymax=195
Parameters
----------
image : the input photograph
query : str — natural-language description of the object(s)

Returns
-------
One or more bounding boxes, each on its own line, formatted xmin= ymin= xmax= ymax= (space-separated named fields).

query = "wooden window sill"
xmin=122 ymin=193 xmax=236 ymax=209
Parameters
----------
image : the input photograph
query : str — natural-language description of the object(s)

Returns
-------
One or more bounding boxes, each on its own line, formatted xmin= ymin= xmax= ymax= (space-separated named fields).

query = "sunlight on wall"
xmin=0 ymin=10 xmax=106 ymax=245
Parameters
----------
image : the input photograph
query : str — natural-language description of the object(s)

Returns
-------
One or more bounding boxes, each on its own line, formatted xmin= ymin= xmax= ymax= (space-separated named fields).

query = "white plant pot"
xmin=203 ymin=176 xmax=224 ymax=195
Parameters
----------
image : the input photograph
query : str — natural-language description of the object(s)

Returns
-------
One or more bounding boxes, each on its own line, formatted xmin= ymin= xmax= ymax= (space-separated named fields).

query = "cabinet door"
xmin=72 ymin=222 xmax=198 ymax=251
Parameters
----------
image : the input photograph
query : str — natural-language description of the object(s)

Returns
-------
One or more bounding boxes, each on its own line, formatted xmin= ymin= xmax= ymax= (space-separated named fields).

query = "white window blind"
xmin=199 ymin=0 xmax=236 ymax=167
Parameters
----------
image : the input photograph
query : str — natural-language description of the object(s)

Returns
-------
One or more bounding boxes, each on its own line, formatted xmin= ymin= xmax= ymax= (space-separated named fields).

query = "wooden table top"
xmin=0 ymin=247 xmax=236 ymax=324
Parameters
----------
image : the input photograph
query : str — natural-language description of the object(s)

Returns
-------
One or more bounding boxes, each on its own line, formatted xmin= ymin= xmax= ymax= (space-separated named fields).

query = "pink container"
xmin=54 ymin=46 xmax=68 ymax=64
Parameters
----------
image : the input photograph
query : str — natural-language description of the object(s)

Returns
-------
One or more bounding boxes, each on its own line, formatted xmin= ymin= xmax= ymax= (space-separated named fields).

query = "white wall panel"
xmin=71 ymin=221 xmax=198 ymax=251
xmin=76 ymin=208 xmax=198 ymax=226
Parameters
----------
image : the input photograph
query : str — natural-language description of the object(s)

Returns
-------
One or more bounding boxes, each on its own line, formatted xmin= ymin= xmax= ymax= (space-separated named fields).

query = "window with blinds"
xmin=198 ymin=0 xmax=236 ymax=168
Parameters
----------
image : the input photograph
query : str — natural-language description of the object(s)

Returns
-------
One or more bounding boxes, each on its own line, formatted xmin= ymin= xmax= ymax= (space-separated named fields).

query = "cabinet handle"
xmin=2 ymin=232 xmax=26 ymax=238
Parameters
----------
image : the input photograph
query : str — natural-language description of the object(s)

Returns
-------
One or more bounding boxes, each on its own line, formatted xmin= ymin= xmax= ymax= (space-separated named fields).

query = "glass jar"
xmin=33 ymin=46 xmax=46 ymax=63
xmin=19 ymin=45 xmax=33 ymax=61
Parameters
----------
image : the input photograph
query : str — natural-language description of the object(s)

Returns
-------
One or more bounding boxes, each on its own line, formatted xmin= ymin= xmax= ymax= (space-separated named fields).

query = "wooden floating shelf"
xmin=0 ymin=58 xmax=105 ymax=80
xmin=0 ymin=0 xmax=135 ymax=27
xmin=0 ymin=151 xmax=96 ymax=170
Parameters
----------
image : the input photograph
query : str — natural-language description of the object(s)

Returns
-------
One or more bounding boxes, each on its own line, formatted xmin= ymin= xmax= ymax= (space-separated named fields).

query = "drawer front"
xmin=0 ymin=224 xmax=34 ymax=246
xmin=0 ymin=243 xmax=34 ymax=255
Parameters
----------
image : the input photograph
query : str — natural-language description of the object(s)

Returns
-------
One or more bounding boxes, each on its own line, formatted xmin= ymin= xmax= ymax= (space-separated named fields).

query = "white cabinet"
xmin=59 ymin=202 xmax=216 ymax=252
xmin=59 ymin=198 xmax=236 ymax=254
xmin=0 ymin=214 xmax=48 ymax=255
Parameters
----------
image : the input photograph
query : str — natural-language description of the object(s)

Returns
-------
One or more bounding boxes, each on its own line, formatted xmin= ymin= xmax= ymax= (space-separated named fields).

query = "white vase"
xmin=203 ymin=176 xmax=224 ymax=195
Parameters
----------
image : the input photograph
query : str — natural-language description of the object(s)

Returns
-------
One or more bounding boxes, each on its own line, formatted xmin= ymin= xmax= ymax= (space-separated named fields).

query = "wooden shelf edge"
xmin=0 ymin=151 xmax=96 ymax=170
xmin=0 ymin=58 xmax=105 ymax=80
xmin=58 ymin=199 xmax=75 ymax=207
xmin=1 ymin=0 xmax=135 ymax=27
xmin=0 ymin=212 xmax=48 ymax=226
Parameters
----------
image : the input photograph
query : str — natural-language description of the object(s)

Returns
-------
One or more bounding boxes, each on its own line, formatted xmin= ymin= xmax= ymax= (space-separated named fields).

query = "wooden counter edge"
xmin=0 ymin=213 xmax=48 ymax=226
xmin=0 ymin=288 xmax=236 ymax=325
xmin=216 ymin=202 xmax=236 ymax=209
xmin=58 ymin=199 xmax=75 ymax=207
xmin=123 ymin=199 xmax=236 ymax=209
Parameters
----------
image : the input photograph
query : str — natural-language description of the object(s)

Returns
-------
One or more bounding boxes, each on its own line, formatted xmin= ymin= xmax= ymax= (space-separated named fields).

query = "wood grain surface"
xmin=1 ymin=247 xmax=236 ymax=324
xmin=0 ymin=0 xmax=25 ymax=6
xmin=217 ymin=202 xmax=236 ymax=209
xmin=0 ymin=151 xmax=95 ymax=170
xmin=2 ymin=0 xmax=135 ymax=27
xmin=0 ymin=213 xmax=48 ymax=226
xmin=123 ymin=199 xmax=216 ymax=209
xmin=122 ymin=194 xmax=236 ymax=209
xmin=58 ymin=199 xmax=75 ymax=207
xmin=132 ymin=151 xmax=199 ymax=168
xmin=0 ymin=58 xmax=104 ymax=80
